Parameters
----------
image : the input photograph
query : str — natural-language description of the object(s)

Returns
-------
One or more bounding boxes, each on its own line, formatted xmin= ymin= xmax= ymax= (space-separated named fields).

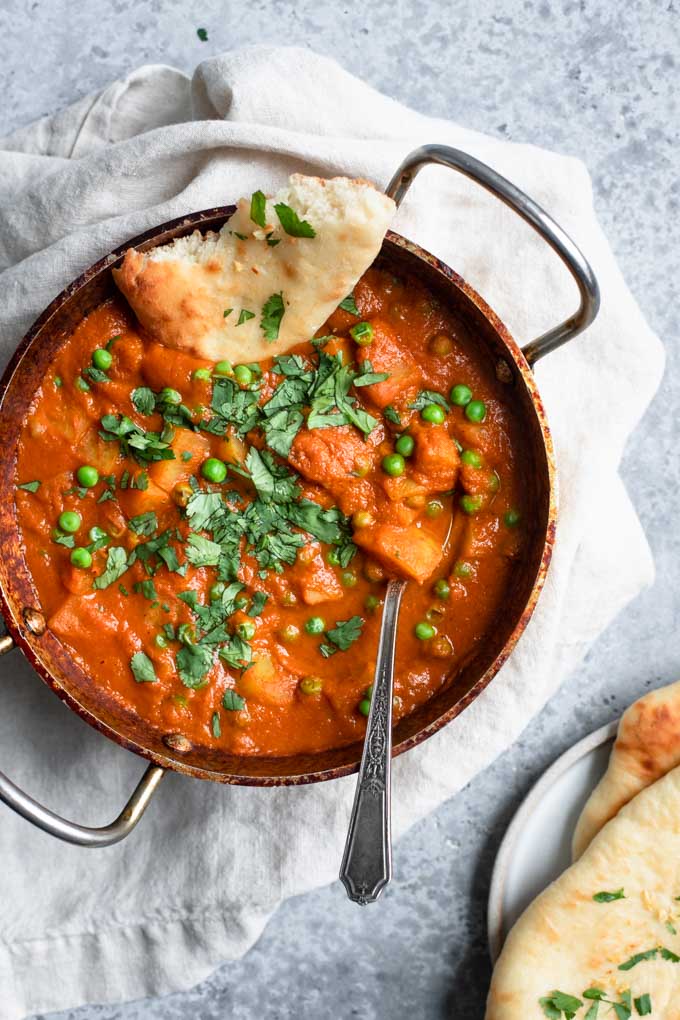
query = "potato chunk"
xmin=354 ymin=523 xmax=442 ymax=583
xmin=355 ymin=319 xmax=421 ymax=409
xmin=411 ymin=424 xmax=460 ymax=493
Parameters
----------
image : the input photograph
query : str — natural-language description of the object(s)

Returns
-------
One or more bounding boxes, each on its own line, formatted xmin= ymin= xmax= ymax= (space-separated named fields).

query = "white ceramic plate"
xmin=487 ymin=720 xmax=618 ymax=963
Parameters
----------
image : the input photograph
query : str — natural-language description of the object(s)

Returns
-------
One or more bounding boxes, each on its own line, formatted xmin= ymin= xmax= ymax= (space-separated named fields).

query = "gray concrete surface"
xmin=1 ymin=0 xmax=678 ymax=1016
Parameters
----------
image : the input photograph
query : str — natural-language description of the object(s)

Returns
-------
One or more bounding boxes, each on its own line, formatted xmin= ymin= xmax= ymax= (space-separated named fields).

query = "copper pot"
xmin=0 ymin=146 xmax=599 ymax=845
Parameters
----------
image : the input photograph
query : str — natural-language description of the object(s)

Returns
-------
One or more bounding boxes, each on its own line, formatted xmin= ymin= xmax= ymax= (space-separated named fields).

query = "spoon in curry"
xmin=339 ymin=577 xmax=406 ymax=904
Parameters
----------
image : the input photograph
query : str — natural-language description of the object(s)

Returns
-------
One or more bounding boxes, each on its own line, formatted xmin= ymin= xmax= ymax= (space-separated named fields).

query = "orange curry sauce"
xmin=15 ymin=267 xmax=524 ymax=757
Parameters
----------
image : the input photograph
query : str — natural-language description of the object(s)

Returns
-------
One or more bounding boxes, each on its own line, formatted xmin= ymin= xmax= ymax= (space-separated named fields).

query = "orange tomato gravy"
xmin=15 ymin=267 xmax=525 ymax=757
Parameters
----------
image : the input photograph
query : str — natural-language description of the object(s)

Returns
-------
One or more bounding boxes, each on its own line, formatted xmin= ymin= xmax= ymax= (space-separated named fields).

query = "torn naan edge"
xmin=487 ymin=764 xmax=680 ymax=1019
xmin=113 ymin=174 xmax=396 ymax=363
xmin=572 ymin=679 xmax=680 ymax=861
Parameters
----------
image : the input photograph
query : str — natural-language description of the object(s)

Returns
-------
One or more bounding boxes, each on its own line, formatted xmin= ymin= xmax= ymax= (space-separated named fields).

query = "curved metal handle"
xmin=340 ymin=579 xmax=405 ymax=904
xmin=386 ymin=144 xmax=600 ymax=364
xmin=0 ymin=636 xmax=165 ymax=845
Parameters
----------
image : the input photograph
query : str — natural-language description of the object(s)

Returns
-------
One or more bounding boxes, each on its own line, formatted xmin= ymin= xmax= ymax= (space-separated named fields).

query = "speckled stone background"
xmin=1 ymin=0 xmax=678 ymax=1017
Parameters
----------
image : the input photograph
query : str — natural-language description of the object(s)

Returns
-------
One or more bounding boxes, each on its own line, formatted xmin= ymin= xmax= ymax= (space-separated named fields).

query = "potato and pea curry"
xmin=15 ymin=264 xmax=525 ymax=757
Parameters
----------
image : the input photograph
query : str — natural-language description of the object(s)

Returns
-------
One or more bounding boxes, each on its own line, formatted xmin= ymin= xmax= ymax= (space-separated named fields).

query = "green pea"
xmin=414 ymin=620 xmax=436 ymax=641
xmin=300 ymin=676 xmax=323 ymax=696
xmin=209 ymin=582 xmax=226 ymax=601
xmin=358 ymin=698 xmax=372 ymax=717
xmin=92 ymin=348 xmax=113 ymax=371
xmin=214 ymin=360 xmax=234 ymax=377
xmin=450 ymin=384 xmax=472 ymax=407
xmin=381 ymin=453 xmax=405 ymax=477
xmin=350 ymin=321 xmax=374 ymax=346
xmin=279 ymin=624 xmax=300 ymax=643
xmin=237 ymin=621 xmax=256 ymax=641
xmin=160 ymin=387 xmax=182 ymax=405
xmin=395 ymin=434 xmax=415 ymax=457
xmin=433 ymin=578 xmax=450 ymax=600
xmin=454 ymin=560 xmax=474 ymax=579
xmin=76 ymin=465 xmax=99 ymax=488
xmin=305 ymin=616 xmax=325 ymax=635
xmin=326 ymin=548 xmax=341 ymax=567
xmin=426 ymin=499 xmax=444 ymax=518
xmin=70 ymin=547 xmax=92 ymax=569
xmin=58 ymin=511 xmax=81 ymax=534
xmin=234 ymin=364 xmax=253 ymax=386
xmin=365 ymin=594 xmax=380 ymax=612
xmin=461 ymin=449 xmax=482 ymax=468
xmin=505 ymin=508 xmax=521 ymax=527
xmin=420 ymin=403 xmax=446 ymax=425
xmin=88 ymin=526 xmax=108 ymax=542
xmin=341 ymin=570 xmax=358 ymax=588
xmin=201 ymin=457 xmax=228 ymax=484
xmin=460 ymin=494 xmax=483 ymax=515
xmin=465 ymin=399 xmax=487 ymax=423
xmin=193 ymin=367 xmax=212 ymax=382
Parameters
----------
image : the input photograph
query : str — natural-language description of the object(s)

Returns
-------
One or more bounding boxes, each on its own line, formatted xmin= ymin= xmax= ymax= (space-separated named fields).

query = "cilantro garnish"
xmin=320 ymin=616 xmax=363 ymax=658
xmin=211 ymin=712 xmax=221 ymax=738
xmin=261 ymin=292 xmax=285 ymax=342
xmin=99 ymin=414 xmax=175 ymax=464
xmin=409 ymin=389 xmax=450 ymax=412
xmin=177 ymin=642 xmax=213 ymax=689
xmin=634 ymin=994 xmax=652 ymax=1016
xmin=539 ymin=990 xmax=582 ymax=1018
xmin=196 ymin=27 xmax=208 ymax=40
xmin=223 ymin=308 xmax=233 ymax=318
xmin=84 ymin=366 xmax=109 ymax=384
xmin=593 ymin=888 xmax=625 ymax=902
xmin=185 ymin=532 xmax=222 ymax=567
xmin=353 ymin=360 xmax=389 ymax=387
xmin=247 ymin=591 xmax=268 ymax=617
xmin=128 ymin=511 xmax=158 ymax=536
xmin=131 ymin=387 xmax=155 ymax=416
xmin=134 ymin=579 xmax=158 ymax=602
xmin=384 ymin=405 xmax=401 ymax=425
xmin=52 ymin=532 xmax=75 ymax=549
xmin=250 ymin=190 xmax=267 ymax=228
xmin=92 ymin=546 xmax=129 ymax=590
xmin=273 ymin=202 xmax=316 ymax=238
xmin=130 ymin=651 xmax=157 ymax=683
xmin=338 ymin=293 xmax=359 ymax=316
xmin=18 ymin=480 xmax=41 ymax=492
xmin=222 ymin=689 xmax=246 ymax=711
xmin=618 ymin=945 xmax=680 ymax=970
xmin=237 ymin=309 xmax=255 ymax=326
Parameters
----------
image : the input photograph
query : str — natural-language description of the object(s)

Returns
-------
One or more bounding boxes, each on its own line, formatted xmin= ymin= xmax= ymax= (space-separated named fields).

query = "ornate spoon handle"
xmin=339 ymin=578 xmax=406 ymax=904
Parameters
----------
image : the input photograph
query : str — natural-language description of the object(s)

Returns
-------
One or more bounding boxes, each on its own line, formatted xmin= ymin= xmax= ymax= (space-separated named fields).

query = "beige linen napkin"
xmin=0 ymin=46 xmax=663 ymax=1019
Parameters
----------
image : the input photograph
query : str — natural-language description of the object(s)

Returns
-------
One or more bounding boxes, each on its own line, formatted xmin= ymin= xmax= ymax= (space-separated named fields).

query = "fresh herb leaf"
xmin=131 ymin=387 xmax=156 ymax=416
xmin=130 ymin=651 xmax=157 ymax=683
xmin=661 ymin=946 xmax=680 ymax=962
xmin=196 ymin=26 xmax=208 ymax=40
xmin=52 ymin=532 xmax=75 ymax=548
xmin=185 ymin=532 xmax=222 ymax=567
xmin=134 ymin=579 xmax=158 ymax=601
xmin=222 ymin=689 xmax=246 ymax=711
xmin=223 ymin=308 xmax=233 ymax=318
xmin=274 ymin=202 xmax=315 ymax=238
xmin=181 ymin=451 xmax=193 ymax=462
xmin=99 ymin=414 xmax=175 ymax=465
xmin=384 ymin=405 xmax=401 ymax=425
xmin=250 ymin=190 xmax=267 ymax=228
xmin=233 ymin=231 xmax=248 ymax=241
xmin=339 ymin=293 xmax=359 ymax=316
xmin=92 ymin=546 xmax=128 ymax=589
xmin=128 ymin=511 xmax=158 ymax=536
xmin=539 ymin=991 xmax=582 ymax=1019
xmin=593 ymin=889 xmax=625 ymax=903
xmin=18 ymin=480 xmax=41 ymax=492
xmin=634 ymin=994 xmax=652 ymax=1015
xmin=84 ymin=366 xmax=109 ymax=384
xmin=324 ymin=616 xmax=363 ymax=653
xmin=261 ymin=292 xmax=285 ymax=342
xmin=176 ymin=642 xmax=213 ymax=689
xmin=409 ymin=389 xmax=450 ymax=412
xmin=237 ymin=309 xmax=256 ymax=326
xmin=211 ymin=712 xmax=221 ymax=738
xmin=247 ymin=590 xmax=268 ymax=617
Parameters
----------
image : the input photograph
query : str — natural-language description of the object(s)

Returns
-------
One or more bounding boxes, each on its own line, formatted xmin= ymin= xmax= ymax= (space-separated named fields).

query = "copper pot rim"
xmin=0 ymin=207 xmax=556 ymax=787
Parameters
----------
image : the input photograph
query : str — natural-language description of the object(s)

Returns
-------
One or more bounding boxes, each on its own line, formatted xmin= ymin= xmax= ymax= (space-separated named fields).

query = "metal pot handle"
xmin=0 ymin=636 xmax=165 ymax=845
xmin=386 ymin=144 xmax=600 ymax=364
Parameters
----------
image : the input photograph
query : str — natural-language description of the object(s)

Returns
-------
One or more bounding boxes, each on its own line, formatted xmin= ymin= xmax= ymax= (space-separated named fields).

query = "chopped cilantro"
xmin=320 ymin=616 xmax=363 ymax=658
xmin=223 ymin=308 xmax=233 ymax=317
xmin=84 ymin=366 xmax=109 ymax=384
xmin=52 ymin=532 xmax=75 ymax=548
xmin=339 ymin=293 xmax=360 ymax=316
xmin=409 ymin=389 xmax=450 ymax=412
xmin=237 ymin=309 xmax=256 ymax=326
xmin=384 ymin=405 xmax=401 ymax=425
xmin=539 ymin=990 xmax=582 ymax=1019
xmin=131 ymin=386 xmax=156 ymax=416
xmin=593 ymin=889 xmax=625 ymax=902
xmin=247 ymin=591 xmax=268 ymax=617
xmin=176 ymin=642 xmax=213 ymax=689
xmin=128 ymin=511 xmax=158 ymax=536
xmin=130 ymin=651 xmax=157 ymax=684
xmin=134 ymin=579 xmax=158 ymax=601
xmin=185 ymin=532 xmax=222 ymax=567
xmin=99 ymin=414 xmax=175 ymax=464
xmin=250 ymin=190 xmax=267 ymax=228
xmin=274 ymin=202 xmax=316 ymax=238
xmin=196 ymin=27 xmax=208 ymax=40
xmin=222 ymin=689 xmax=246 ymax=711
xmin=18 ymin=480 xmax=41 ymax=492
xmin=211 ymin=712 xmax=221 ymax=738
xmin=261 ymin=292 xmax=285 ymax=342
xmin=634 ymin=994 xmax=652 ymax=1015
xmin=92 ymin=546 xmax=129 ymax=590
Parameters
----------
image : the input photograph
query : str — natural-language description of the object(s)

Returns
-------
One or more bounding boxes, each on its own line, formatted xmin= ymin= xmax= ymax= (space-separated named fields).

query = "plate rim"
xmin=487 ymin=719 xmax=619 ymax=963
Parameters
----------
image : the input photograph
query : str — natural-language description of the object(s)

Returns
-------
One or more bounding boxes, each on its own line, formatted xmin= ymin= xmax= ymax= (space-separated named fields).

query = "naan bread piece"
xmin=487 ymin=765 xmax=680 ymax=1019
xmin=113 ymin=175 xmax=395 ymax=363
xmin=573 ymin=680 xmax=680 ymax=860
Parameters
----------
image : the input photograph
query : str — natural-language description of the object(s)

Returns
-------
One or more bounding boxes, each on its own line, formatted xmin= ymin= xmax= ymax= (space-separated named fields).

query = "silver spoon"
xmin=339 ymin=578 xmax=406 ymax=904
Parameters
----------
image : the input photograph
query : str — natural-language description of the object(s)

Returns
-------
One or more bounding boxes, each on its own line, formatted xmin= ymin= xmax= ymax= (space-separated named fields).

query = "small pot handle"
xmin=0 ymin=637 xmax=165 ymax=846
xmin=386 ymin=144 xmax=600 ymax=364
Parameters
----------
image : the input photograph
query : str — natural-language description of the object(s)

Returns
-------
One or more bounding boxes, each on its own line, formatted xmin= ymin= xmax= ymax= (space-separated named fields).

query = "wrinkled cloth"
xmin=0 ymin=47 xmax=663 ymax=1019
